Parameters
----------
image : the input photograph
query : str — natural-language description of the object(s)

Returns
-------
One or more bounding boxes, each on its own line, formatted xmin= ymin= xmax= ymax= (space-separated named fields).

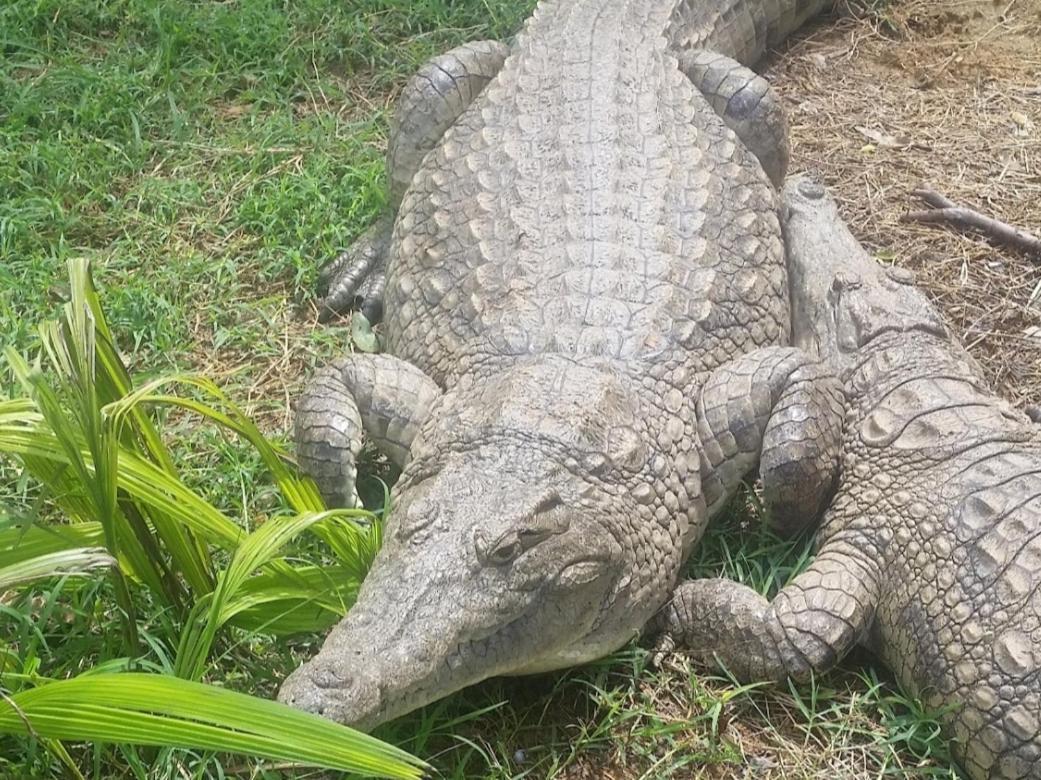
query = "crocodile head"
xmin=278 ymin=361 xmax=666 ymax=730
xmin=782 ymin=176 xmax=953 ymax=372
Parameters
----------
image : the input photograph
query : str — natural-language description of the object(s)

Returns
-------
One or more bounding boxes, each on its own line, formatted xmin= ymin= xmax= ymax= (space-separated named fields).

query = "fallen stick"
xmin=901 ymin=187 xmax=1041 ymax=258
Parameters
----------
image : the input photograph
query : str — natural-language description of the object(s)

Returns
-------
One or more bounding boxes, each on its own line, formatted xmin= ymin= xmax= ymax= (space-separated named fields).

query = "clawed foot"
xmin=648 ymin=630 xmax=678 ymax=671
xmin=317 ymin=214 xmax=395 ymax=324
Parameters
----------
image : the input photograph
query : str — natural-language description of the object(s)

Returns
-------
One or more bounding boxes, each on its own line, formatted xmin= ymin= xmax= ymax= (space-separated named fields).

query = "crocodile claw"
xmin=350 ymin=312 xmax=380 ymax=354
xmin=648 ymin=630 xmax=677 ymax=671
xmin=317 ymin=214 xmax=394 ymax=324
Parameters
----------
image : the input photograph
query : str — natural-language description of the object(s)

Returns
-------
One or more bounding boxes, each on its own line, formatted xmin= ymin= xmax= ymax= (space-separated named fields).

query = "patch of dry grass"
xmin=770 ymin=0 xmax=1041 ymax=406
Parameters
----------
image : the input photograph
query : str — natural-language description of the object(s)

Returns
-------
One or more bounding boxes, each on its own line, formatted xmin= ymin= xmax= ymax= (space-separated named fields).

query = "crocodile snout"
xmin=278 ymin=656 xmax=382 ymax=729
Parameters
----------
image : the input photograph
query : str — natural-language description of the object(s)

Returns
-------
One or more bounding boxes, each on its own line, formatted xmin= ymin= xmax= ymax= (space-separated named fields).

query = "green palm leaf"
xmin=0 ymin=674 xmax=427 ymax=779
xmin=0 ymin=547 xmax=115 ymax=589
xmin=0 ymin=259 xmax=408 ymax=774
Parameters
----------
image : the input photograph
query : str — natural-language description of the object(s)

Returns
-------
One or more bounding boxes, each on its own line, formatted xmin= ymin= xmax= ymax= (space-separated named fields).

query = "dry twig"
xmin=902 ymin=188 xmax=1041 ymax=258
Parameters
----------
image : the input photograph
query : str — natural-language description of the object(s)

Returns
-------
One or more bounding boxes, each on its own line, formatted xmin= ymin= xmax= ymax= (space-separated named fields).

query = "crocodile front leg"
xmin=656 ymin=533 xmax=880 ymax=682
xmin=295 ymin=353 xmax=441 ymax=507
xmin=697 ymin=346 xmax=844 ymax=536
xmin=319 ymin=40 xmax=510 ymax=322
xmin=677 ymin=50 xmax=789 ymax=187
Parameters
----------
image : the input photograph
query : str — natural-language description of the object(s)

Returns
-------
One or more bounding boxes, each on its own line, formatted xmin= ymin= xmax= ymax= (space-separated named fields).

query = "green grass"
xmin=1 ymin=0 xmax=533 ymax=391
xmin=0 ymin=1 xmax=961 ymax=778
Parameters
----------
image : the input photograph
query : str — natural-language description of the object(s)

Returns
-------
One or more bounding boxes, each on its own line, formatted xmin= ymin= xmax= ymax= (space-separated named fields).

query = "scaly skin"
xmin=280 ymin=0 xmax=839 ymax=731
xmin=659 ymin=177 xmax=1041 ymax=779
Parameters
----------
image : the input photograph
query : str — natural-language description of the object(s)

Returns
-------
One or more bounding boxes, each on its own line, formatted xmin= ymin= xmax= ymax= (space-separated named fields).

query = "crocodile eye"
xmin=475 ymin=495 xmax=570 ymax=567
xmin=475 ymin=530 xmax=521 ymax=566
xmin=517 ymin=527 xmax=549 ymax=545
xmin=488 ymin=539 xmax=523 ymax=565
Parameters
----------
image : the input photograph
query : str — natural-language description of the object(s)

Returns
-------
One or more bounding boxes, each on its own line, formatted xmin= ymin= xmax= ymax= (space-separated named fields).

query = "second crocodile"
xmin=656 ymin=178 xmax=1041 ymax=779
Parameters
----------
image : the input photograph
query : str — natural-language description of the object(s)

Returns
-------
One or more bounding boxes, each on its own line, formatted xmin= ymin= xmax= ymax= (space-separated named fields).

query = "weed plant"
xmin=0 ymin=258 xmax=424 ymax=778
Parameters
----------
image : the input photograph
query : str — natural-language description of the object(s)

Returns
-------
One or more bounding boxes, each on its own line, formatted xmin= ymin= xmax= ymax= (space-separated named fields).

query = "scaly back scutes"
xmin=281 ymin=0 xmax=842 ymax=732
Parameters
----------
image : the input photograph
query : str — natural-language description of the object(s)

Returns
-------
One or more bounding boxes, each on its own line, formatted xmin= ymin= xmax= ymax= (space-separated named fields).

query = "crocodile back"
xmin=382 ymin=0 xmax=789 ymax=388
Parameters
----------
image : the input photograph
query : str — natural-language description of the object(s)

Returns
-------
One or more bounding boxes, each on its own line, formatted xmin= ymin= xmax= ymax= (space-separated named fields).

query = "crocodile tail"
xmin=667 ymin=0 xmax=834 ymax=65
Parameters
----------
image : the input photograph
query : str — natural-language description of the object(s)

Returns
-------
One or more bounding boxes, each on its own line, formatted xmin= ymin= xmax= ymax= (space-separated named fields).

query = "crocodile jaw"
xmin=782 ymin=176 xmax=951 ymax=370
xmin=277 ymin=451 xmax=629 ymax=730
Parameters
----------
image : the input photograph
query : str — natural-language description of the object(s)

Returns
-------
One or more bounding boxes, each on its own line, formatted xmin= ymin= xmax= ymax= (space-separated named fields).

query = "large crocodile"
xmin=656 ymin=177 xmax=1041 ymax=779
xmin=278 ymin=0 xmax=844 ymax=730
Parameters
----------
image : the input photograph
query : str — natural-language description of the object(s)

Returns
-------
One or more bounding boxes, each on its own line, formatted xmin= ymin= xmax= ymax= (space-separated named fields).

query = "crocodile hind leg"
xmin=655 ymin=531 xmax=880 ymax=682
xmin=696 ymin=346 xmax=845 ymax=537
xmin=668 ymin=0 xmax=833 ymax=67
xmin=677 ymin=50 xmax=789 ymax=186
xmin=665 ymin=0 xmax=829 ymax=187
xmin=319 ymin=40 xmax=510 ymax=322
xmin=295 ymin=353 xmax=441 ymax=507
xmin=385 ymin=40 xmax=510 ymax=208
xmin=318 ymin=215 xmax=395 ymax=324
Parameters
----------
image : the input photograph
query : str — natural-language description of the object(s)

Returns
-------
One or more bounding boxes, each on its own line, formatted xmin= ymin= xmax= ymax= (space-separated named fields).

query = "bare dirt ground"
xmin=771 ymin=0 xmax=1041 ymax=408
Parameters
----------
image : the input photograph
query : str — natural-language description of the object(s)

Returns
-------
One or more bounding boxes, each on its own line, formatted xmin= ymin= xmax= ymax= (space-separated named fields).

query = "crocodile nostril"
xmin=797 ymin=178 xmax=825 ymax=200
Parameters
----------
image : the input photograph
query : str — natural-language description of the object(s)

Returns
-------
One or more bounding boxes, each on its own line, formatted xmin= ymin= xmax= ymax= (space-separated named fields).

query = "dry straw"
xmin=768 ymin=0 xmax=1041 ymax=407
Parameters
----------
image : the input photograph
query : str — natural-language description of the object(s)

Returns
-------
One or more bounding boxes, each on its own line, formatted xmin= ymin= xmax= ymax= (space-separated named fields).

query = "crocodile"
xmin=655 ymin=177 xmax=1041 ymax=779
xmin=278 ymin=0 xmax=845 ymax=730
